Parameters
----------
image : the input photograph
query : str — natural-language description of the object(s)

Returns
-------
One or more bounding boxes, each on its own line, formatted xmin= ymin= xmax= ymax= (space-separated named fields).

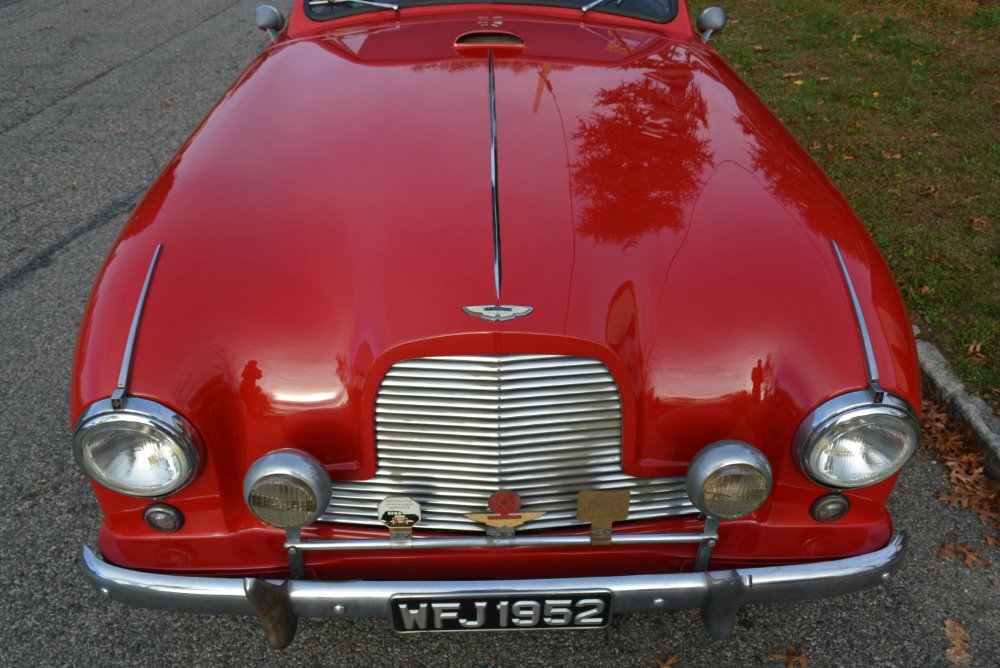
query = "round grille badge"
xmin=377 ymin=496 xmax=421 ymax=528
xmin=489 ymin=491 xmax=522 ymax=516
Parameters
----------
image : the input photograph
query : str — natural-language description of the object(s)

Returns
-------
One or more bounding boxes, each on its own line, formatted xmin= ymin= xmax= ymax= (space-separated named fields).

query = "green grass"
xmin=709 ymin=0 xmax=999 ymax=408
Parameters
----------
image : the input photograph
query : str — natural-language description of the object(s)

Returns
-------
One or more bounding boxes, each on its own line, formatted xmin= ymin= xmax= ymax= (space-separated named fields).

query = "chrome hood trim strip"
xmin=489 ymin=50 xmax=502 ymax=300
xmin=112 ymin=243 xmax=162 ymax=409
xmin=831 ymin=240 xmax=884 ymax=400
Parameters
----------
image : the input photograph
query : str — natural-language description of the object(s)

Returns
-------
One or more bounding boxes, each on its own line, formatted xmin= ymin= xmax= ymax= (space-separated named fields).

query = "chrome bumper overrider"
xmin=81 ymin=533 xmax=906 ymax=646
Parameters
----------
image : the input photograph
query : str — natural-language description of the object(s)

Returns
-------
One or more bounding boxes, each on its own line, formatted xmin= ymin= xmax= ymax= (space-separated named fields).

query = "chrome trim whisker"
xmin=112 ymin=244 xmax=163 ymax=410
xmin=831 ymin=240 xmax=884 ymax=401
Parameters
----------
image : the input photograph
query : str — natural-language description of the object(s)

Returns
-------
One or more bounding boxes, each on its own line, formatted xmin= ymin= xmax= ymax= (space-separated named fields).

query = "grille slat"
xmin=323 ymin=354 xmax=697 ymax=532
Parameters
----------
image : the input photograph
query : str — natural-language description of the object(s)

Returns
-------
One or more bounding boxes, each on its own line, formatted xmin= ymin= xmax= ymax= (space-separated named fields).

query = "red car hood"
xmin=73 ymin=13 xmax=919 ymax=483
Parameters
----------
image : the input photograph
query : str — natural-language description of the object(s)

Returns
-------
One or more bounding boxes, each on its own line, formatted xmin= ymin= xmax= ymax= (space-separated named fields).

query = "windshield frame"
xmin=304 ymin=0 xmax=680 ymax=26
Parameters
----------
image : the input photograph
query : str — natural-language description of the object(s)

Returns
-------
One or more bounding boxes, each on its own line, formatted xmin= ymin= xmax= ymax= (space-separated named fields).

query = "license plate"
xmin=390 ymin=592 xmax=612 ymax=632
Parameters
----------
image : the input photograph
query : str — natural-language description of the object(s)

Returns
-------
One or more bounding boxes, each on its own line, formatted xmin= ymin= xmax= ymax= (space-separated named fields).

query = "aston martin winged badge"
xmin=463 ymin=305 xmax=533 ymax=321
xmin=465 ymin=491 xmax=543 ymax=530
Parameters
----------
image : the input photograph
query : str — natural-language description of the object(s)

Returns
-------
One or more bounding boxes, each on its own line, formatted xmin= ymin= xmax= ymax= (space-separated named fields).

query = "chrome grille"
xmin=322 ymin=354 xmax=697 ymax=532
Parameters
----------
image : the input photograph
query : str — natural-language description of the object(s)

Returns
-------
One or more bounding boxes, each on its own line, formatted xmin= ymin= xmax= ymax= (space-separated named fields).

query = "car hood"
xmin=73 ymin=13 xmax=919 ymax=481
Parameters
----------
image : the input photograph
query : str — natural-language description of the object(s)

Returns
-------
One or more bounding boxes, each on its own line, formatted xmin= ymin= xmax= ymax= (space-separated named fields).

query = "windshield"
xmin=306 ymin=0 xmax=677 ymax=25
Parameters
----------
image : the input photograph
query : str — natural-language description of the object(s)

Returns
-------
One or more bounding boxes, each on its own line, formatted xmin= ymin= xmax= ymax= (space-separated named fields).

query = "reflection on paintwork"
xmin=570 ymin=45 xmax=712 ymax=247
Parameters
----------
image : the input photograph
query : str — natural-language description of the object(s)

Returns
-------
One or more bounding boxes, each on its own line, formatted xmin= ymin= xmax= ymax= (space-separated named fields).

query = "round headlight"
xmin=795 ymin=391 xmax=919 ymax=489
xmin=687 ymin=441 xmax=772 ymax=519
xmin=74 ymin=398 xmax=201 ymax=498
xmin=244 ymin=450 xmax=330 ymax=528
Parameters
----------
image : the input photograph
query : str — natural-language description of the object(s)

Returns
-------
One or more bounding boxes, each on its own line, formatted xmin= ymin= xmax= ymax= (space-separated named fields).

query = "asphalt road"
xmin=0 ymin=1 xmax=997 ymax=665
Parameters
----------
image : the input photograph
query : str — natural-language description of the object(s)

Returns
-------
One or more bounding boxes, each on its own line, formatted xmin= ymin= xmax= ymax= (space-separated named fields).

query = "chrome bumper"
xmin=82 ymin=533 xmax=906 ymax=643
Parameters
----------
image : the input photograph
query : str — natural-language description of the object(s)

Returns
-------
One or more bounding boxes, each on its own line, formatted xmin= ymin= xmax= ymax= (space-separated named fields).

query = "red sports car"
xmin=74 ymin=0 xmax=920 ymax=648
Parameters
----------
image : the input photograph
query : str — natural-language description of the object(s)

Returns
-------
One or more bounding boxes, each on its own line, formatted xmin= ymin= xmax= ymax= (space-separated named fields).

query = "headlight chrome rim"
xmin=243 ymin=450 xmax=331 ymax=529
xmin=794 ymin=390 xmax=919 ymax=489
xmin=686 ymin=441 xmax=773 ymax=520
xmin=73 ymin=397 xmax=202 ymax=498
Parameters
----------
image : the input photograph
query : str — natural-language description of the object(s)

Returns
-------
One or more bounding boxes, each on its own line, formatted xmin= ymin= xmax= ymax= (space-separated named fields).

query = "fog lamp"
xmin=686 ymin=441 xmax=772 ymax=519
xmin=811 ymin=493 xmax=850 ymax=523
xmin=144 ymin=503 xmax=184 ymax=533
xmin=244 ymin=450 xmax=330 ymax=528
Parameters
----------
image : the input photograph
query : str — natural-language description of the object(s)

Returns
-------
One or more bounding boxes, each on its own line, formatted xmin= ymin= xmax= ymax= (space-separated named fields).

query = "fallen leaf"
xmin=842 ymin=154 xmax=857 ymax=161
xmin=935 ymin=543 xmax=961 ymax=561
xmin=985 ymin=534 xmax=999 ymax=549
xmin=922 ymin=185 xmax=941 ymax=197
xmin=881 ymin=151 xmax=902 ymax=159
xmin=872 ymin=91 xmax=880 ymax=98
xmin=782 ymin=71 xmax=803 ymax=78
xmin=939 ymin=491 xmax=974 ymax=509
xmin=935 ymin=543 xmax=990 ymax=569
xmin=962 ymin=548 xmax=988 ymax=569
xmin=160 ymin=97 xmax=173 ymax=109
xmin=753 ymin=45 xmax=768 ymax=52
xmin=819 ymin=76 xmax=830 ymax=81
xmin=944 ymin=619 xmax=972 ymax=666
xmin=769 ymin=641 xmax=808 ymax=667
xmin=968 ymin=217 xmax=988 ymax=231
xmin=920 ymin=285 xmax=931 ymax=295
xmin=650 ymin=652 xmax=679 ymax=667
xmin=966 ymin=342 xmax=987 ymax=366
xmin=794 ymin=80 xmax=805 ymax=86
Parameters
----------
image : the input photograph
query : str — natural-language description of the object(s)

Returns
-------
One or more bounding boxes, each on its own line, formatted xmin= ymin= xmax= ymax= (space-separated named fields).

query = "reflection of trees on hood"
xmin=571 ymin=51 xmax=712 ymax=248
xmin=733 ymin=103 xmax=858 ymax=251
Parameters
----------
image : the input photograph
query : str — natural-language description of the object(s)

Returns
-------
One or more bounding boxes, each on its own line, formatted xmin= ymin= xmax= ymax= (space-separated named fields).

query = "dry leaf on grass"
xmin=944 ymin=619 xmax=972 ymax=666
xmin=966 ymin=342 xmax=987 ymax=366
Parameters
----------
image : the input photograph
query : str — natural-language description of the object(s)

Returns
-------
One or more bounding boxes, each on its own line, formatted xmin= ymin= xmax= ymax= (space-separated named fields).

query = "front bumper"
xmin=81 ymin=532 xmax=907 ymax=643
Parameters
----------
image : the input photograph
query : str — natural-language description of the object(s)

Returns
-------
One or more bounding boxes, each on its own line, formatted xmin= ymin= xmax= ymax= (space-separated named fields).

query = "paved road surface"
xmin=0 ymin=1 xmax=997 ymax=665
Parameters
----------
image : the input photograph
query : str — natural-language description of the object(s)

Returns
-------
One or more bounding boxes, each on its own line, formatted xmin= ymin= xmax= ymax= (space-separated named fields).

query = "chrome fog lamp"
xmin=74 ymin=398 xmax=201 ymax=498
xmin=244 ymin=450 xmax=331 ymax=528
xmin=686 ymin=441 xmax=772 ymax=519
xmin=795 ymin=391 xmax=919 ymax=489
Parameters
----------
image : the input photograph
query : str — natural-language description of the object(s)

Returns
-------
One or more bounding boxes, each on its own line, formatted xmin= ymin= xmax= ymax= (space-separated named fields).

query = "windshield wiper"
xmin=581 ymin=0 xmax=624 ymax=12
xmin=309 ymin=0 xmax=399 ymax=12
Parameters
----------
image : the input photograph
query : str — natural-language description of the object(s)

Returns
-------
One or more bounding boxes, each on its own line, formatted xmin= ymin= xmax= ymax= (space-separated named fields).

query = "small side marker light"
xmin=811 ymin=493 xmax=850 ymax=523
xmin=144 ymin=503 xmax=184 ymax=533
